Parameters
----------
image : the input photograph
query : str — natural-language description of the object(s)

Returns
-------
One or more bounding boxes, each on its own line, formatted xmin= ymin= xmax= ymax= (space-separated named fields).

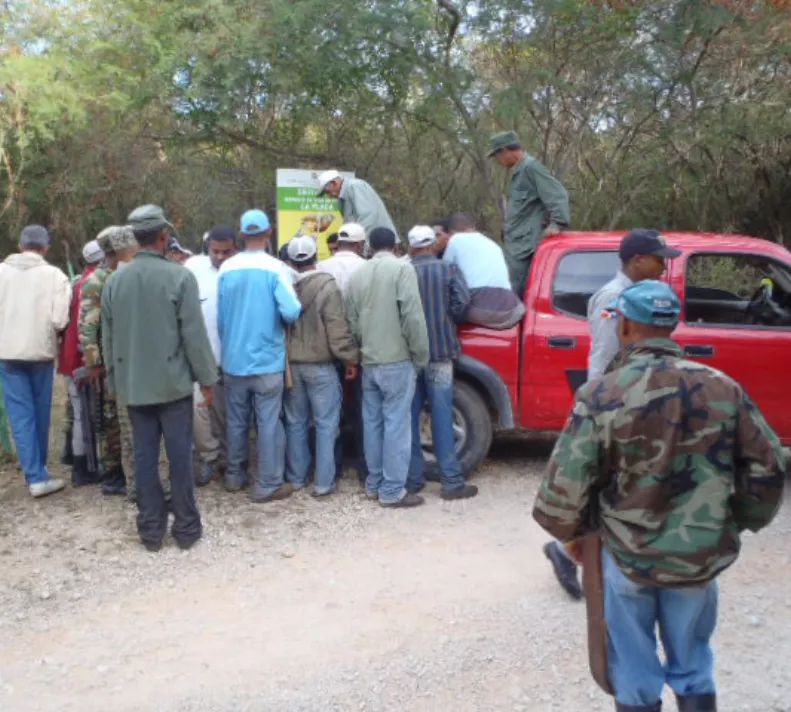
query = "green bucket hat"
xmin=127 ymin=204 xmax=176 ymax=234
xmin=487 ymin=130 xmax=521 ymax=158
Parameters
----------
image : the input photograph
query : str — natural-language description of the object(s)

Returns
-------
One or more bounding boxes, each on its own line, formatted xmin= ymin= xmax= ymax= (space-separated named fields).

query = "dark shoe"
xmin=251 ymin=483 xmax=294 ymax=504
xmin=615 ymin=703 xmax=661 ymax=712
xmin=311 ymin=489 xmax=333 ymax=499
xmin=71 ymin=456 xmax=100 ymax=487
xmin=196 ymin=461 xmax=214 ymax=487
xmin=423 ymin=462 xmax=441 ymax=482
xmin=102 ymin=467 xmax=128 ymax=496
xmin=142 ymin=540 xmax=163 ymax=552
xmin=406 ymin=483 xmax=425 ymax=495
xmin=441 ymin=484 xmax=478 ymax=500
xmin=380 ymin=493 xmax=425 ymax=508
xmin=175 ymin=535 xmax=201 ymax=551
xmin=224 ymin=476 xmax=249 ymax=492
xmin=61 ymin=431 xmax=74 ymax=466
xmin=676 ymin=694 xmax=716 ymax=712
xmin=543 ymin=541 xmax=583 ymax=600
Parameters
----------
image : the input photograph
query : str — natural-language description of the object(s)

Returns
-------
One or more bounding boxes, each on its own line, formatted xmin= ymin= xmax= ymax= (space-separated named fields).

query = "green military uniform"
xmin=488 ymin=131 xmax=571 ymax=297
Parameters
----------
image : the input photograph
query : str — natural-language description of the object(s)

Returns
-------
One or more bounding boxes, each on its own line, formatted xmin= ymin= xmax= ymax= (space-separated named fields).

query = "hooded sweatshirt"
xmin=0 ymin=252 xmax=72 ymax=361
xmin=288 ymin=271 xmax=359 ymax=367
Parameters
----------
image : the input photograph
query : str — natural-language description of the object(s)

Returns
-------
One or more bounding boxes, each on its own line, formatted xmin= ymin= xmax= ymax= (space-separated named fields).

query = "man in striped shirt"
xmin=405 ymin=226 xmax=478 ymax=500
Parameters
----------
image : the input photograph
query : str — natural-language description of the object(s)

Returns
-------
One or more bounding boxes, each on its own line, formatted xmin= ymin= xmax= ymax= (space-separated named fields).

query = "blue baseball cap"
xmin=619 ymin=229 xmax=681 ymax=261
xmin=607 ymin=280 xmax=681 ymax=328
xmin=240 ymin=209 xmax=271 ymax=236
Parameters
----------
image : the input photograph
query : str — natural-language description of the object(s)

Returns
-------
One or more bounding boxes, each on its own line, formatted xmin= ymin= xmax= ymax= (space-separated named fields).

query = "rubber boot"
xmin=615 ymin=703 xmax=661 ymax=712
xmin=101 ymin=466 xmax=128 ymax=496
xmin=71 ymin=456 xmax=100 ymax=487
xmin=61 ymin=429 xmax=74 ymax=466
xmin=676 ymin=694 xmax=716 ymax=712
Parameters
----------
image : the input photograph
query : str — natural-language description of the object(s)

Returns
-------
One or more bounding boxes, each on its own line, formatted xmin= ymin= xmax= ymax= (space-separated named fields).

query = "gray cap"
xmin=82 ymin=240 xmax=105 ymax=265
xmin=20 ymin=225 xmax=50 ymax=250
xmin=287 ymin=235 xmax=318 ymax=264
xmin=127 ymin=204 xmax=174 ymax=234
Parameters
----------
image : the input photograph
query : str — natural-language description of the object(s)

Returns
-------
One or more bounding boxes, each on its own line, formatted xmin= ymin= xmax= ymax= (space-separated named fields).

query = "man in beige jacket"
xmin=0 ymin=225 xmax=71 ymax=497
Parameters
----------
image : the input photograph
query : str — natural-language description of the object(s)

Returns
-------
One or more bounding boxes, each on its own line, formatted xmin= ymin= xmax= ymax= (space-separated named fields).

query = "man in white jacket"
xmin=0 ymin=225 xmax=71 ymax=497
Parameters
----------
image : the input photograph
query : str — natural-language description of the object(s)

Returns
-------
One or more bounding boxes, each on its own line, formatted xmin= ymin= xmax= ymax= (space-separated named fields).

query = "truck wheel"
xmin=420 ymin=380 xmax=493 ymax=476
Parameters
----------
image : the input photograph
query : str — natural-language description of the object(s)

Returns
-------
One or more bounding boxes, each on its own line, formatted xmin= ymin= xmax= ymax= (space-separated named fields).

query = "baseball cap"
xmin=19 ymin=225 xmax=50 ymax=250
xmin=407 ymin=225 xmax=437 ymax=249
xmin=127 ymin=204 xmax=174 ymax=234
xmin=337 ymin=223 xmax=366 ymax=243
xmin=167 ymin=236 xmax=192 ymax=255
xmin=287 ymin=235 xmax=318 ymax=264
xmin=607 ymin=280 xmax=681 ymax=328
xmin=82 ymin=240 xmax=105 ymax=265
xmin=240 ymin=209 xmax=271 ymax=236
xmin=619 ymin=229 xmax=682 ymax=261
xmin=316 ymin=169 xmax=342 ymax=197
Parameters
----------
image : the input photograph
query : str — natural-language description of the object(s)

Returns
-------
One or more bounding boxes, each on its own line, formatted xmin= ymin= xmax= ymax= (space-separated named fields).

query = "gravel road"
xmin=0 ymin=429 xmax=789 ymax=712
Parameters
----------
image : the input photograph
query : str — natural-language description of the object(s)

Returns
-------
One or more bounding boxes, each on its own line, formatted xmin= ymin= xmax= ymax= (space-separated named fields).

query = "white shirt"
xmin=185 ymin=254 xmax=221 ymax=363
xmin=586 ymin=271 xmax=633 ymax=382
xmin=317 ymin=250 xmax=366 ymax=297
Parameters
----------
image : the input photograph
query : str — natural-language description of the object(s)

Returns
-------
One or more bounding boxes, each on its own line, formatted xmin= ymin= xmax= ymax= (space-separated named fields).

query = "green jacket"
xmin=346 ymin=252 xmax=429 ymax=369
xmin=101 ymin=251 xmax=218 ymax=407
xmin=533 ymin=339 xmax=786 ymax=587
xmin=338 ymin=178 xmax=398 ymax=239
xmin=505 ymin=154 xmax=570 ymax=259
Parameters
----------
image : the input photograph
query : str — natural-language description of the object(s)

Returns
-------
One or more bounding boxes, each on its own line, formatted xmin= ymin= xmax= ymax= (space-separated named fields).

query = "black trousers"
xmin=128 ymin=396 xmax=202 ymax=547
xmin=334 ymin=364 xmax=368 ymax=481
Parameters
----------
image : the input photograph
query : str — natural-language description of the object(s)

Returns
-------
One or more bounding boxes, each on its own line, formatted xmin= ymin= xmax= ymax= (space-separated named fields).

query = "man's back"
xmin=218 ymin=250 xmax=301 ymax=377
xmin=442 ymin=231 xmax=511 ymax=291
xmin=540 ymin=338 xmax=785 ymax=587
xmin=317 ymin=251 xmax=365 ymax=297
xmin=0 ymin=253 xmax=70 ymax=361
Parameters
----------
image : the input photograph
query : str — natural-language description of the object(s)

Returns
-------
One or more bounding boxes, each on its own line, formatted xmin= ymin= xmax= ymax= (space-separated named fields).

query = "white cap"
xmin=82 ymin=240 xmax=105 ymax=265
xmin=407 ymin=225 xmax=437 ymax=249
xmin=337 ymin=223 xmax=366 ymax=243
xmin=287 ymin=235 xmax=318 ymax=263
xmin=316 ymin=169 xmax=342 ymax=196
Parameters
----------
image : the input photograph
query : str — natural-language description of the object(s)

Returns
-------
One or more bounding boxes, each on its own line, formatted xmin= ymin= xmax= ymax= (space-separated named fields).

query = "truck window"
xmin=552 ymin=251 xmax=621 ymax=319
xmin=686 ymin=253 xmax=791 ymax=328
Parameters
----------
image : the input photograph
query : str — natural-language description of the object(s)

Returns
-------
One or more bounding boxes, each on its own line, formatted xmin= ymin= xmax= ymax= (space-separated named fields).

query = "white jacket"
xmin=0 ymin=252 xmax=72 ymax=361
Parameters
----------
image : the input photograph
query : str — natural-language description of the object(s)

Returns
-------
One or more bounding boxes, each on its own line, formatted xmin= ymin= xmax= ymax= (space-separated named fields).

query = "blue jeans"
xmin=0 ymin=360 xmax=55 ymax=484
xmin=225 ymin=372 xmax=286 ymax=497
xmin=362 ymin=361 xmax=416 ymax=504
xmin=407 ymin=361 xmax=464 ymax=494
xmin=284 ymin=363 xmax=342 ymax=495
xmin=603 ymin=547 xmax=718 ymax=707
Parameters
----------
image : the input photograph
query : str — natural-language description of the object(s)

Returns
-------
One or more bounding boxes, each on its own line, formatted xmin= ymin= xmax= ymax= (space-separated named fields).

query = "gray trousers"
xmin=193 ymin=376 xmax=227 ymax=468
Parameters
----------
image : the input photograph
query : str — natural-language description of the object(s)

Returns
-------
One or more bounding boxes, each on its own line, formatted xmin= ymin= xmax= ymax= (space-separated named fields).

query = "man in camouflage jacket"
xmin=533 ymin=280 xmax=785 ymax=712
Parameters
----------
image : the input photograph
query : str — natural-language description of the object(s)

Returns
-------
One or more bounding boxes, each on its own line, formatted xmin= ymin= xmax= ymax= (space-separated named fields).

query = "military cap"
xmin=127 ymin=204 xmax=174 ymax=234
xmin=96 ymin=225 xmax=136 ymax=253
xmin=487 ymin=130 xmax=521 ymax=158
xmin=607 ymin=280 xmax=681 ymax=328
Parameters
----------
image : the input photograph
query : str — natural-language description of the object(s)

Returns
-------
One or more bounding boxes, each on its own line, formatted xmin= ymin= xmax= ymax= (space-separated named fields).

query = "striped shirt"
xmin=411 ymin=255 xmax=470 ymax=362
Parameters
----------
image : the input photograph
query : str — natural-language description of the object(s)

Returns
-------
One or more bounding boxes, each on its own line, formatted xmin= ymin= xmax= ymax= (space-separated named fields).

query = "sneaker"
xmin=543 ymin=541 xmax=583 ymax=600
xmin=441 ymin=484 xmax=478 ymax=501
xmin=196 ymin=462 xmax=214 ymax=487
xmin=380 ymin=492 xmax=425 ymax=508
xmin=29 ymin=479 xmax=66 ymax=499
xmin=311 ymin=489 xmax=333 ymax=499
xmin=251 ymin=483 xmax=294 ymax=504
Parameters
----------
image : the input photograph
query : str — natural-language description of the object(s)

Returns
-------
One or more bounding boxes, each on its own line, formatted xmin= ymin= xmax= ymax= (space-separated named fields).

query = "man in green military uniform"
xmin=533 ymin=281 xmax=785 ymax=712
xmin=79 ymin=226 xmax=128 ymax=495
xmin=488 ymin=131 xmax=570 ymax=297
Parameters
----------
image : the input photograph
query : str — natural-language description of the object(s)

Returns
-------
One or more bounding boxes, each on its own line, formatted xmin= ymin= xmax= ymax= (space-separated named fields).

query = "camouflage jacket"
xmin=79 ymin=267 xmax=111 ymax=368
xmin=533 ymin=338 xmax=786 ymax=587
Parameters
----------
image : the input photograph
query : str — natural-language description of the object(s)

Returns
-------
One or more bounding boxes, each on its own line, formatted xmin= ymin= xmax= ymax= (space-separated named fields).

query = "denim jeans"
xmin=407 ymin=361 xmax=464 ymax=494
xmin=284 ymin=363 xmax=342 ymax=495
xmin=0 ymin=360 xmax=55 ymax=484
xmin=603 ymin=547 xmax=718 ymax=708
xmin=362 ymin=361 xmax=416 ymax=504
xmin=225 ymin=372 xmax=285 ymax=497
xmin=127 ymin=396 xmax=202 ymax=547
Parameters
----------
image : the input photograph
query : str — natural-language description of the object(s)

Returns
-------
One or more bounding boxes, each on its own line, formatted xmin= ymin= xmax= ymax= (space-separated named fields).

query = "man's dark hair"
xmin=327 ymin=232 xmax=339 ymax=246
xmin=369 ymin=227 xmax=396 ymax=252
xmin=448 ymin=212 xmax=477 ymax=233
xmin=208 ymin=225 xmax=237 ymax=246
xmin=432 ymin=218 xmax=450 ymax=233
xmin=133 ymin=227 xmax=163 ymax=247
xmin=278 ymin=243 xmax=292 ymax=265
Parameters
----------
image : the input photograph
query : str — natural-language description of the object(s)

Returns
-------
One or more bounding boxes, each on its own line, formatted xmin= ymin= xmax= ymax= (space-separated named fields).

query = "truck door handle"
xmin=548 ymin=337 xmax=576 ymax=349
xmin=684 ymin=344 xmax=714 ymax=358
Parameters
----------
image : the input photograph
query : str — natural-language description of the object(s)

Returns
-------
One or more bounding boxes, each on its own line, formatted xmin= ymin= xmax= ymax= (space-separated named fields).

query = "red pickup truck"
xmin=434 ymin=231 xmax=791 ymax=473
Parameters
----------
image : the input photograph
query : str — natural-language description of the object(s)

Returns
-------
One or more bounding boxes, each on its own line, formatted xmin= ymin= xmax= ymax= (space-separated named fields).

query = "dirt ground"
xmin=0 ymin=388 xmax=789 ymax=712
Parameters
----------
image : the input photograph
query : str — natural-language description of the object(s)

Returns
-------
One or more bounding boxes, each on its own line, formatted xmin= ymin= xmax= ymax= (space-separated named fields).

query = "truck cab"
xmin=441 ymin=232 xmax=791 ymax=473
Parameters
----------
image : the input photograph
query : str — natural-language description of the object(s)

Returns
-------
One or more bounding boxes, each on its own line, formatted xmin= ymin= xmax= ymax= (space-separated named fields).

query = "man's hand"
xmin=199 ymin=385 xmax=214 ymax=409
xmin=565 ymin=539 xmax=584 ymax=565
xmin=345 ymin=365 xmax=359 ymax=381
xmin=87 ymin=366 xmax=105 ymax=385
xmin=542 ymin=224 xmax=561 ymax=239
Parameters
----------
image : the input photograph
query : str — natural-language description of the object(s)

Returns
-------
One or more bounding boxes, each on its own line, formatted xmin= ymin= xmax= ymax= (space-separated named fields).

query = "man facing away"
xmin=102 ymin=205 xmax=217 ymax=552
xmin=489 ymin=131 xmax=570 ymax=297
xmin=284 ymin=236 xmax=359 ymax=497
xmin=185 ymin=225 xmax=237 ymax=487
xmin=442 ymin=212 xmax=525 ymax=330
xmin=533 ymin=281 xmax=785 ymax=712
xmin=405 ymin=226 xmax=477 ymax=501
xmin=346 ymin=227 xmax=430 ymax=508
xmin=543 ymin=229 xmax=682 ymax=600
xmin=218 ymin=209 xmax=302 ymax=503
xmin=58 ymin=239 xmax=104 ymax=487
xmin=0 ymin=225 xmax=71 ymax=498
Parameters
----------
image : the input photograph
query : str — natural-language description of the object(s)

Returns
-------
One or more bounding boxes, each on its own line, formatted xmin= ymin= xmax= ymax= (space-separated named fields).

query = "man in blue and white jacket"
xmin=218 ymin=209 xmax=302 ymax=503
